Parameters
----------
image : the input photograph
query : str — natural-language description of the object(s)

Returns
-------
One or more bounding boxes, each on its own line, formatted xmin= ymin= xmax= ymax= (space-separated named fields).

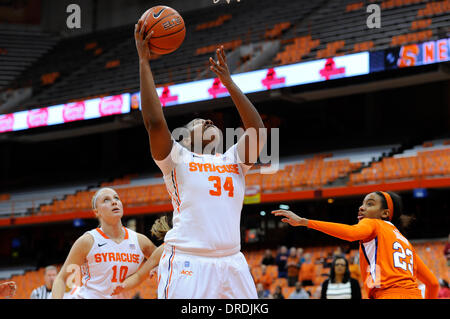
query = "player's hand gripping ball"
xmin=138 ymin=6 xmax=185 ymax=55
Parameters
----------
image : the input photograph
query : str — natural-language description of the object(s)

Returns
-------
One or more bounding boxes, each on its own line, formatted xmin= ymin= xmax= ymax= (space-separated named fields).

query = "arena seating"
xmin=0 ymin=183 xmax=92 ymax=217
xmin=0 ymin=25 xmax=58 ymax=91
xmin=3 ymin=0 xmax=448 ymax=114
xmin=31 ymin=144 xmax=401 ymax=215
xmin=350 ymin=139 xmax=450 ymax=185
xmin=2 ymin=140 xmax=448 ymax=219
xmin=0 ymin=142 xmax=428 ymax=218
xmin=3 ymin=239 xmax=447 ymax=299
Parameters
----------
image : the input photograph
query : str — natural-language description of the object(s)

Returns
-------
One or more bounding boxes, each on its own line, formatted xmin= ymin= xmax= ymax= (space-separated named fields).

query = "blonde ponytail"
xmin=151 ymin=216 xmax=171 ymax=240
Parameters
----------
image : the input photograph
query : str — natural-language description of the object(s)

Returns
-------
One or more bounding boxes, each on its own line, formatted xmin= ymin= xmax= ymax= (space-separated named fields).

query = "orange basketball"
xmin=139 ymin=6 xmax=186 ymax=55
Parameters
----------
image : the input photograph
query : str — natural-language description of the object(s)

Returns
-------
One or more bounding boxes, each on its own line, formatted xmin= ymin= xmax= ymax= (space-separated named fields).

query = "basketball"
xmin=139 ymin=6 xmax=185 ymax=55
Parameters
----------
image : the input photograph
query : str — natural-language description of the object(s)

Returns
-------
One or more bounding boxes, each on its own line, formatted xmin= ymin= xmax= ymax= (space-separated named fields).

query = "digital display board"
xmin=0 ymin=93 xmax=130 ymax=133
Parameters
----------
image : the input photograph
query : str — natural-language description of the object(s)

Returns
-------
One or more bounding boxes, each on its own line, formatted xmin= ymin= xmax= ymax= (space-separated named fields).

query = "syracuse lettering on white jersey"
xmin=71 ymin=227 xmax=145 ymax=299
xmin=155 ymin=141 xmax=251 ymax=257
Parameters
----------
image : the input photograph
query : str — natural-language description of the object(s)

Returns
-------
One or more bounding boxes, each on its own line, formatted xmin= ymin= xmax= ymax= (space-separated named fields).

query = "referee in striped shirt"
xmin=30 ymin=265 xmax=57 ymax=299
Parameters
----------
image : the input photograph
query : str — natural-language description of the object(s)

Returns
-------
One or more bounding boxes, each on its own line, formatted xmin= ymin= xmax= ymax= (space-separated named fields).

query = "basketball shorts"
xmin=158 ymin=245 xmax=257 ymax=299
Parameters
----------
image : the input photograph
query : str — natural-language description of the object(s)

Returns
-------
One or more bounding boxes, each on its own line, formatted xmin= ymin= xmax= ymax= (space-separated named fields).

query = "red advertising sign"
xmin=99 ymin=95 xmax=123 ymax=116
xmin=319 ymin=58 xmax=346 ymax=80
xmin=0 ymin=114 xmax=14 ymax=133
xmin=26 ymin=108 xmax=49 ymax=128
xmin=208 ymin=78 xmax=229 ymax=98
xmin=63 ymin=102 xmax=86 ymax=122
xmin=159 ymin=86 xmax=179 ymax=107
xmin=261 ymin=68 xmax=286 ymax=90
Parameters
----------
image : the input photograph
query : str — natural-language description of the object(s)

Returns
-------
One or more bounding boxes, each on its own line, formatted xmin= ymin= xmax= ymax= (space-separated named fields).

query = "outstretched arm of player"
xmin=51 ymin=234 xmax=93 ymax=299
xmin=271 ymin=210 xmax=376 ymax=242
xmin=135 ymin=18 xmax=173 ymax=161
xmin=111 ymin=244 xmax=164 ymax=295
xmin=415 ymin=252 xmax=439 ymax=299
xmin=209 ymin=46 xmax=266 ymax=166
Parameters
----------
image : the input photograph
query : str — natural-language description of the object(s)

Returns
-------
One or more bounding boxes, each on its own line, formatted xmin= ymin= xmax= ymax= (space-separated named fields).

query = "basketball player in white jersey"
xmin=133 ymin=19 xmax=267 ymax=298
xmin=51 ymin=187 xmax=156 ymax=299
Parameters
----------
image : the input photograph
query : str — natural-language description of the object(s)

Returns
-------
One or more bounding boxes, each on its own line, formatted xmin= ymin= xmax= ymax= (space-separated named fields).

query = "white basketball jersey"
xmin=155 ymin=141 xmax=250 ymax=257
xmin=74 ymin=227 xmax=145 ymax=299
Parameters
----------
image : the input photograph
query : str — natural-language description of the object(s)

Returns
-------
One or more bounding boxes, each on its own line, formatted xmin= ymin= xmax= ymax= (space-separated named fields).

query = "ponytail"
xmin=151 ymin=215 xmax=172 ymax=240
xmin=376 ymin=191 xmax=415 ymax=230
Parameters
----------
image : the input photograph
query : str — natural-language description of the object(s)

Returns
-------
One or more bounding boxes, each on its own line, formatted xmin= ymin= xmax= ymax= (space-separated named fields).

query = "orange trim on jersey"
xmin=379 ymin=191 xmax=394 ymax=221
xmin=167 ymin=189 xmax=180 ymax=213
xmin=96 ymin=227 xmax=129 ymax=240
xmin=70 ymin=286 xmax=78 ymax=295
xmin=165 ymin=246 xmax=175 ymax=298
xmin=96 ymin=228 xmax=109 ymax=239
xmin=173 ymin=168 xmax=181 ymax=213
xmin=84 ymin=261 xmax=91 ymax=286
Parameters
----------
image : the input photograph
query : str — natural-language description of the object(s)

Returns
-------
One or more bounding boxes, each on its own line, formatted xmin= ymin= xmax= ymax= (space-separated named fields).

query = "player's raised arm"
xmin=51 ymin=234 xmax=93 ymax=299
xmin=135 ymin=18 xmax=173 ymax=161
xmin=209 ymin=46 xmax=266 ymax=166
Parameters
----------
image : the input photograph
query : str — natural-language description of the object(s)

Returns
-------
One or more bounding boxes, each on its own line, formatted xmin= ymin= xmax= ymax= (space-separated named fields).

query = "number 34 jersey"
xmin=155 ymin=142 xmax=251 ymax=257
xmin=73 ymin=227 xmax=145 ymax=299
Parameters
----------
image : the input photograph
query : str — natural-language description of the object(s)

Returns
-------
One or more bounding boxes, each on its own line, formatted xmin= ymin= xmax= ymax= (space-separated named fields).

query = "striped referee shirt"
xmin=30 ymin=285 xmax=52 ymax=299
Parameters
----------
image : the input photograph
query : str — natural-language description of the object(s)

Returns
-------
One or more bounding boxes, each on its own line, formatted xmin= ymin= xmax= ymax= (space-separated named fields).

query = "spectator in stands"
xmin=0 ymin=281 xmax=16 ymax=298
xmin=438 ymin=279 xmax=450 ymax=299
xmin=272 ymin=285 xmax=284 ymax=299
xmin=287 ymin=247 xmax=300 ymax=286
xmin=298 ymin=253 xmax=316 ymax=286
xmin=30 ymin=265 xmax=57 ymax=299
xmin=272 ymin=191 xmax=440 ymax=299
xmin=333 ymin=246 xmax=344 ymax=258
xmin=444 ymin=234 xmax=450 ymax=267
xmin=320 ymin=256 xmax=361 ymax=299
xmin=256 ymin=283 xmax=271 ymax=299
xmin=261 ymin=249 xmax=275 ymax=266
xmin=288 ymin=281 xmax=309 ymax=299
xmin=275 ymin=246 xmax=289 ymax=278
xmin=296 ymin=247 xmax=305 ymax=265
xmin=321 ymin=251 xmax=334 ymax=269
xmin=256 ymin=264 xmax=273 ymax=293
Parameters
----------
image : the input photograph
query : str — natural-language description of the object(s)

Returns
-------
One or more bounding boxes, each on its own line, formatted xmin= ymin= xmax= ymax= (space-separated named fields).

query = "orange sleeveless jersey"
xmin=307 ymin=218 xmax=439 ymax=299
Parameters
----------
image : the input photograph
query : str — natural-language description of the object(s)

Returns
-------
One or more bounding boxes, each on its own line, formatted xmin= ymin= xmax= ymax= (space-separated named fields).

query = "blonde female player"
xmin=272 ymin=191 xmax=440 ymax=299
xmin=51 ymin=187 xmax=157 ymax=299
xmin=133 ymin=16 xmax=266 ymax=299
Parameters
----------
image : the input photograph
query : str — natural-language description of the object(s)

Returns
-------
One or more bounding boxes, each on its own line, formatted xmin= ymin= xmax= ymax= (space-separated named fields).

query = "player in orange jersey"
xmin=272 ymin=191 xmax=439 ymax=299
xmin=134 ymin=18 xmax=266 ymax=298
xmin=51 ymin=187 xmax=157 ymax=299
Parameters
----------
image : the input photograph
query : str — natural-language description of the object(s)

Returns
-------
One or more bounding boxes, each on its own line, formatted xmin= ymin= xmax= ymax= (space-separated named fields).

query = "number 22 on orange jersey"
xmin=208 ymin=176 xmax=234 ymax=197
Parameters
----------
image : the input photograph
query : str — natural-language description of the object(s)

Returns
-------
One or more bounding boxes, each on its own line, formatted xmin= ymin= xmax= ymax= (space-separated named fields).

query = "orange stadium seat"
xmin=346 ymin=2 xmax=364 ymax=12
xmin=411 ymin=18 xmax=432 ymax=30
xmin=316 ymin=40 xmax=346 ymax=59
xmin=390 ymin=30 xmax=433 ymax=46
